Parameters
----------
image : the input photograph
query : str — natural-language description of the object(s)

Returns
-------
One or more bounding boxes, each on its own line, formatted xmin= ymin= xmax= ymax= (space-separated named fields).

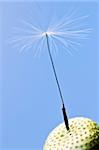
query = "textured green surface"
xmin=44 ymin=117 xmax=99 ymax=150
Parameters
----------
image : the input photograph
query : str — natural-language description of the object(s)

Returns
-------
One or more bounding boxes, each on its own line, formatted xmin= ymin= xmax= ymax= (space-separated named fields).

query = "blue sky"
xmin=0 ymin=1 xmax=99 ymax=150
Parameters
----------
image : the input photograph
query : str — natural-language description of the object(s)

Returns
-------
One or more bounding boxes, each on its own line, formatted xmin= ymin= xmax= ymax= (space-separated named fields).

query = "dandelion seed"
xmin=9 ymin=9 xmax=91 ymax=130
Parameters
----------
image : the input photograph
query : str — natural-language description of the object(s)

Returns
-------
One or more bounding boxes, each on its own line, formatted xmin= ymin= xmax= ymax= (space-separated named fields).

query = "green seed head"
xmin=44 ymin=117 xmax=99 ymax=150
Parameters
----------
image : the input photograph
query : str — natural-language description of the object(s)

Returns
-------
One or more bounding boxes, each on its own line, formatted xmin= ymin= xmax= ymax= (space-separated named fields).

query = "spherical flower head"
xmin=44 ymin=117 xmax=99 ymax=150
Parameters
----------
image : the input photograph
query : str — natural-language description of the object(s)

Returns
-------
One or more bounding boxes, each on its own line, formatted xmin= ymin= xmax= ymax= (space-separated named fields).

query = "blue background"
xmin=0 ymin=1 xmax=99 ymax=150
